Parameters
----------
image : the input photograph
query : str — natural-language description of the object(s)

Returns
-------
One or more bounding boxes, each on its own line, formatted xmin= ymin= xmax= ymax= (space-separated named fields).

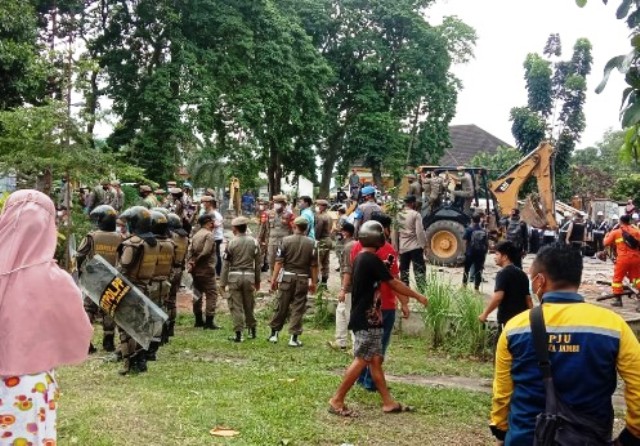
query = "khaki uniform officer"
xmin=268 ymin=216 xmax=318 ymax=347
xmin=220 ymin=216 xmax=261 ymax=343
xmin=314 ymin=199 xmax=333 ymax=285
xmin=187 ymin=213 xmax=220 ymax=330
xmin=266 ymin=194 xmax=294 ymax=274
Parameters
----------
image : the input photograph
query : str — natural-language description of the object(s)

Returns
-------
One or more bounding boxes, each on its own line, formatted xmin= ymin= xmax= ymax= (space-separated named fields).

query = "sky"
xmin=426 ymin=0 xmax=631 ymax=149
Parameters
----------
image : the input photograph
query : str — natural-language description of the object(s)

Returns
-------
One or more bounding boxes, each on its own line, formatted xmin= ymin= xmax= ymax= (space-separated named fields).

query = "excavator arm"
xmin=488 ymin=142 xmax=557 ymax=230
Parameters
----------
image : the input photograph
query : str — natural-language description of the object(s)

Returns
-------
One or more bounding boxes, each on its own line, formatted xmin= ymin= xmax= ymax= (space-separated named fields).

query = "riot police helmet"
xmin=151 ymin=207 xmax=169 ymax=216
xmin=166 ymin=212 xmax=183 ymax=231
xmin=358 ymin=220 xmax=386 ymax=249
xmin=89 ymin=205 xmax=117 ymax=232
xmin=118 ymin=206 xmax=152 ymax=234
xmin=150 ymin=210 xmax=169 ymax=237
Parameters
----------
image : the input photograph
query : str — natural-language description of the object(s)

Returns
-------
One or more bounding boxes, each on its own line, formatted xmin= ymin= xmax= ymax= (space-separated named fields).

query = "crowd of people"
xmin=4 ymin=179 xmax=640 ymax=445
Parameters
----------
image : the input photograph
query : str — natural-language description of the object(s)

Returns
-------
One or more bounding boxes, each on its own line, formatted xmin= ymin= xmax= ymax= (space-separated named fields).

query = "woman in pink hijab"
xmin=0 ymin=190 xmax=93 ymax=444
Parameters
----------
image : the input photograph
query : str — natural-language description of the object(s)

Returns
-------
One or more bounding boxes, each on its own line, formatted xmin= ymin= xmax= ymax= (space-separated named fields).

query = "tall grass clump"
xmin=421 ymin=269 xmax=492 ymax=359
xmin=422 ymin=271 xmax=454 ymax=348
xmin=453 ymin=288 xmax=490 ymax=358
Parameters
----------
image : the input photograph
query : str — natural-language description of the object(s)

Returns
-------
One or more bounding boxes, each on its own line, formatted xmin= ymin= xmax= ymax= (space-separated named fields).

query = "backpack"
xmin=621 ymin=227 xmax=640 ymax=250
xmin=530 ymin=306 xmax=613 ymax=445
xmin=470 ymin=228 xmax=488 ymax=253
xmin=507 ymin=219 xmax=524 ymax=247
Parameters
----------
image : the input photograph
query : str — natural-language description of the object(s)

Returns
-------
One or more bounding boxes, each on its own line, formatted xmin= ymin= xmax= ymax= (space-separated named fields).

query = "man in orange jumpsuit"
xmin=604 ymin=214 xmax=640 ymax=308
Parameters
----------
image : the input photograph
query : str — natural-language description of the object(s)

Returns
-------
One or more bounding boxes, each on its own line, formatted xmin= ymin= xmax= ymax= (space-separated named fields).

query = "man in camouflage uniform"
xmin=268 ymin=216 xmax=318 ymax=347
xmin=111 ymin=180 xmax=125 ymax=212
xmin=148 ymin=210 xmax=176 ymax=359
xmin=166 ymin=212 xmax=189 ymax=340
xmin=423 ymin=171 xmax=444 ymax=214
xmin=333 ymin=205 xmax=348 ymax=272
xmin=116 ymin=206 xmax=159 ymax=375
xmin=220 ymin=216 xmax=261 ymax=343
xmin=86 ymin=179 xmax=114 ymax=212
xmin=266 ymin=194 xmax=294 ymax=275
xmin=139 ymin=185 xmax=159 ymax=209
xmin=77 ymin=204 xmax=123 ymax=353
xmin=314 ymin=199 xmax=333 ymax=286
xmin=451 ymin=167 xmax=474 ymax=214
xmin=187 ymin=214 xmax=220 ymax=330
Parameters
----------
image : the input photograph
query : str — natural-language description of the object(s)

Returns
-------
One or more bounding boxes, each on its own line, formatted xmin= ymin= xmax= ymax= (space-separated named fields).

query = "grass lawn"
xmin=56 ymin=309 xmax=494 ymax=445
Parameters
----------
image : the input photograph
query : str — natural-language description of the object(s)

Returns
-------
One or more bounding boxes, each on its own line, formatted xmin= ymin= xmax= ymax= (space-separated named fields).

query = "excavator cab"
xmin=419 ymin=166 xmax=499 ymax=265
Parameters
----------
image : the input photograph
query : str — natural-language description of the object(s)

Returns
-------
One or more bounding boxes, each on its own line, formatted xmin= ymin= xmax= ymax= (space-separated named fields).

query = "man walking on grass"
xmin=479 ymin=241 xmax=532 ymax=339
xmin=329 ymin=221 xmax=428 ymax=417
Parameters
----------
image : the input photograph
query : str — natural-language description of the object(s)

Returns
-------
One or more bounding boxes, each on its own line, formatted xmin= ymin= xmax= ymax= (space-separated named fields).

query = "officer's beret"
xmin=294 ymin=216 xmax=308 ymax=227
xmin=316 ymin=199 xmax=329 ymax=206
xmin=139 ymin=185 xmax=152 ymax=193
xmin=111 ymin=180 xmax=121 ymax=187
xmin=361 ymin=186 xmax=376 ymax=196
xmin=169 ymin=187 xmax=182 ymax=195
xmin=407 ymin=174 xmax=417 ymax=180
xmin=403 ymin=195 xmax=416 ymax=203
xmin=231 ymin=216 xmax=249 ymax=226
xmin=166 ymin=181 xmax=177 ymax=187
xmin=273 ymin=194 xmax=287 ymax=203
xmin=198 ymin=214 xmax=214 ymax=226
xmin=200 ymin=195 xmax=214 ymax=202
xmin=154 ymin=188 xmax=165 ymax=195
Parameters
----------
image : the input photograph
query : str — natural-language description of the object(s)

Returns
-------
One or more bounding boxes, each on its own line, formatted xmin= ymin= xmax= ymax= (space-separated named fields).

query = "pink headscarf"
xmin=0 ymin=190 xmax=93 ymax=376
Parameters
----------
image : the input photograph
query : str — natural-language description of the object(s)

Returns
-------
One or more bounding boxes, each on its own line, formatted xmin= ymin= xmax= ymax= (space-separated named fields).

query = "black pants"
xmin=593 ymin=233 xmax=605 ymax=252
xmin=399 ymin=248 xmax=426 ymax=288
xmin=215 ymin=239 xmax=223 ymax=276
xmin=463 ymin=253 xmax=485 ymax=290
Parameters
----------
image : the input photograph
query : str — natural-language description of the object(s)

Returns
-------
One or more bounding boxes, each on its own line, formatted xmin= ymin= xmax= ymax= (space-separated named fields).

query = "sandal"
xmin=328 ymin=405 xmax=356 ymax=417
xmin=384 ymin=403 xmax=415 ymax=414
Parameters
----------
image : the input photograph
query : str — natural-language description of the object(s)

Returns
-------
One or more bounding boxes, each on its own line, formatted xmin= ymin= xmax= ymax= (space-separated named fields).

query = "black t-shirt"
xmin=348 ymin=251 xmax=393 ymax=332
xmin=494 ymin=264 xmax=530 ymax=325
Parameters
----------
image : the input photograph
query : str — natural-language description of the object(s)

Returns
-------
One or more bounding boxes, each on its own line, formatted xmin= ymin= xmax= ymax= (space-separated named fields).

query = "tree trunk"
xmin=371 ymin=162 xmax=384 ymax=193
xmin=36 ymin=168 xmax=53 ymax=195
xmin=268 ymin=147 xmax=282 ymax=198
xmin=319 ymin=125 xmax=347 ymax=198
xmin=86 ymin=69 xmax=99 ymax=146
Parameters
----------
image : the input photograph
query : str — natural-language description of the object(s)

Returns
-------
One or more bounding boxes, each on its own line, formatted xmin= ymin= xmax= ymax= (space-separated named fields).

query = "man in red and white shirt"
xmin=350 ymin=213 xmax=410 ymax=391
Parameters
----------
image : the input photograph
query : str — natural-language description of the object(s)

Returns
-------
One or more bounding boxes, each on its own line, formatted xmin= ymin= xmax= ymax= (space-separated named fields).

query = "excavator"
xmin=419 ymin=142 xmax=557 ymax=265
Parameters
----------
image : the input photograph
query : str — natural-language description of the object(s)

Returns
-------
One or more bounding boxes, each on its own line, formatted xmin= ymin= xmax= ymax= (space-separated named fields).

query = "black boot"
xmin=146 ymin=342 xmax=160 ymax=361
xmin=229 ymin=331 xmax=243 ymax=342
xmin=88 ymin=343 xmax=97 ymax=354
xmin=102 ymin=334 xmax=115 ymax=352
xmin=168 ymin=321 xmax=175 ymax=337
xmin=612 ymin=296 xmax=623 ymax=307
xmin=134 ymin=352 xmax=148 ymax=373
xmin=203 ymin=316 xmax=221 ymax=330
xmin=160 ymin=325 xmax=170 ymax=345
xmin=194 ymin=312 xmax=204 ymax=328
xmin=249 ymin=327 xmax=256 ymax=339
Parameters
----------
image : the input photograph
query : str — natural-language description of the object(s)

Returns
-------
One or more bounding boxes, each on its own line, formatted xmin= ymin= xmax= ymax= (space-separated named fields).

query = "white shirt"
xmin=212 ymin=210 xmax=224 ymax=240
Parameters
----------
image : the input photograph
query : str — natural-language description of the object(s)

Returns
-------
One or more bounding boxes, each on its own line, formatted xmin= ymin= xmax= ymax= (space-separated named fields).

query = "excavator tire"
xmin=425 ymin=220 xmax=466 ymax=266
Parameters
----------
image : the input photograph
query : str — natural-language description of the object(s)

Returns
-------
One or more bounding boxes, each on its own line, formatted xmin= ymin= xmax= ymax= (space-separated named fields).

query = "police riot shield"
xmin=79 ymin=255 xmax=168 ymax=349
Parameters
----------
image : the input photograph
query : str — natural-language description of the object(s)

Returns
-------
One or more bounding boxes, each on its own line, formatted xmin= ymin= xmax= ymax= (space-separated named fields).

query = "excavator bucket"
xmin=520 ymin=194 xmax=548 ymax=228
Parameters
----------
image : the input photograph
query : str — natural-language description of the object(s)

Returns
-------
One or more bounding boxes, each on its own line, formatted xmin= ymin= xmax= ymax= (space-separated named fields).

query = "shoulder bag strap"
xmin=529 ymin=305 xmax=558 ymax=414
